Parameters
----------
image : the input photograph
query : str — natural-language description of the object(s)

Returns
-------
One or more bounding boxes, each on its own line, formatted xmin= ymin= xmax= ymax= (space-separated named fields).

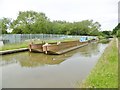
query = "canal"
xmin=1 ymin=42 xmax=108 ymax=88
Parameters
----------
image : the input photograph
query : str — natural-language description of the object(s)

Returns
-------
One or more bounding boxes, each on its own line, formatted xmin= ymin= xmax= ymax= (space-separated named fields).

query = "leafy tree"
xmin=101 ymin=31 xmax=112 ymax=38
xmin=102 ymin=31 xmax=111 ymax=36
xmin=12 ymin=11 xmax=49 ymax=34
xmin=112 ymin=23 xmax=120 ymax=37
xmin=69 ymin=20 xmax=101 ymax=36
xmin=0 ymin=10 xmax=101 ymax=36
xmin=117 ymin=29 xmax=120 ymax=37
xmin=0 ymin=18 xmax=12 ymax=34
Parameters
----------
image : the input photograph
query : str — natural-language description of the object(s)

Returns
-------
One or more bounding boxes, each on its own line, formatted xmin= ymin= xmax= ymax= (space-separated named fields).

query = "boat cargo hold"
xmin=28 ymin=36 xmax=98 ymax=55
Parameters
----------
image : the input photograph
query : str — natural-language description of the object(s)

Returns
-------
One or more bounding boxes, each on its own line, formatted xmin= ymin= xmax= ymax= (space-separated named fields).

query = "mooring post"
xmin=45 ymin=46 xmax=47 ymax=54
xmin=29 ymin=42 xmax=33 ymax=52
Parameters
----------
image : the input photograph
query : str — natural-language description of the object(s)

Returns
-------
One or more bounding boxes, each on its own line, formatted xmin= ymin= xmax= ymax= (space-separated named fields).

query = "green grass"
xmin=0 ymin=42 xmax=29 ymax=51
xmin=0 ymin=38 xmax=79 ymax=51
xmin=98 ymin=39 xmax=110 ymax=44
xmin=80 ymin=38 xmax=118 ymax=88
xmin=118 ymin=37 xmax=120 ymax=88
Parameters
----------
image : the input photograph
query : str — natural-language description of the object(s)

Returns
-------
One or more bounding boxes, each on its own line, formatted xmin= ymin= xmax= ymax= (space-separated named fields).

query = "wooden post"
xmin=45 ymin=46 xmax=47 ymax=54
xmin=29 ymin=42 xmax=33 ymax=52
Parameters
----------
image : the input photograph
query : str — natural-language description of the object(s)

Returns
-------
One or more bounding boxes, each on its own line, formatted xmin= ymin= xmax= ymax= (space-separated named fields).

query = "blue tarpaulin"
xmin=79 ymin=36 xmax=88 ymax=42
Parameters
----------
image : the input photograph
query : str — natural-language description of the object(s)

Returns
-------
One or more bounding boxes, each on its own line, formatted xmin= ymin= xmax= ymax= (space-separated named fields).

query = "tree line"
xmin=0 ymin=10 xmax=105 ymax=36
xmin=112 ymin=23 xmax=120 ymax=37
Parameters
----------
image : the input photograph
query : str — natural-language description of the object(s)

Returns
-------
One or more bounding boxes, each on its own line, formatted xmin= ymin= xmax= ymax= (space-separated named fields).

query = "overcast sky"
xmin=0 ymin=0 xmax=119 ymax=31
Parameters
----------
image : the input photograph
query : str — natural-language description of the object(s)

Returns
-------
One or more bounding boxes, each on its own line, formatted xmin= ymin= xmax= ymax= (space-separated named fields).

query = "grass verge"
xmin=98 ymin=39 xmax=110 ymax=44
xmin=80 ymin=38 xmax=118 ymax=88
xmin=118 ymin=37 xmax=120 ymax=88
xmin=0 ymin=42 xmax=29 ymax=51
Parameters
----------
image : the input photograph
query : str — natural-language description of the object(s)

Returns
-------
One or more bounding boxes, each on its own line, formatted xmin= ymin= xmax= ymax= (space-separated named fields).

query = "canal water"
xmin=1 ymin=42 xmax=108 ymax=88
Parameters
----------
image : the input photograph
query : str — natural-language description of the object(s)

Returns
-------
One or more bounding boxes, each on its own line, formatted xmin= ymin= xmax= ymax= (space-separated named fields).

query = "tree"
xmin=0 ymin=18 xmax=12 ymax=34
xmin=112 ymin=23 xmax=120 ymax=36
xmin=69 ymin=20 xmax=101 ymax=35
xmin=116 ymin=29 xmax=120 ymax=37
xmin=9 ymin=10 xmax=101 ymax=35
xmin=12 ymin=11 xmax=49 ymax=34
xmin=101 ymin=31 xmax=112 ymax=38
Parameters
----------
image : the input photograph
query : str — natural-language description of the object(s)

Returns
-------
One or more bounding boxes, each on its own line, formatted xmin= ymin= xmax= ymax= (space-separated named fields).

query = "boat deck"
xmin=29 ymin=40 xmax=96 ymax=55
xmin=56 ymin=43 xmax=88 ymax=55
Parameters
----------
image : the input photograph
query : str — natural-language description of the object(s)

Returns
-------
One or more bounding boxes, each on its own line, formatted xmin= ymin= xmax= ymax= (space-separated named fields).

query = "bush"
xmin=117 ymin=30 xmax=120 ymax=37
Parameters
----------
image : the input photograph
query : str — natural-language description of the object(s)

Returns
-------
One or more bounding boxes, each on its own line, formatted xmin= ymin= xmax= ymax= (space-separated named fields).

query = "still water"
xmin=1 ymin=42 xmax=108 ymax=88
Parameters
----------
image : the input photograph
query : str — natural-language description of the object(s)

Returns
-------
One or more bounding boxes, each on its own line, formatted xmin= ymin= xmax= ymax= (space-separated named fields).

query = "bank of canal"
xmin=80 ymin=38 xmax=118 ymax=88
xmin=1 ymin=42 xmax=108 ymax=88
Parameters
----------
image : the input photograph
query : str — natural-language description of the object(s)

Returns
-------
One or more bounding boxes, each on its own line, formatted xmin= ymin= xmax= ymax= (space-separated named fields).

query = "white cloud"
xmin=0 ymin=0 xmax=119 ymax=30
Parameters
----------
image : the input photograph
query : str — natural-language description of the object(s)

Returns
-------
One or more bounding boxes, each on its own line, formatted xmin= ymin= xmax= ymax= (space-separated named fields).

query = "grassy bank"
xmin=80 ymin=38 xmax=118 ymax=88
xmin=98 ymin=39 xmax=110 ymax=44
xmin=0 ymin=38 xmax=79 ymax=51
xmin=118 ymin=37 xmax=120 ymax=88
xmin=0 ymin=42 xmax=29 ymax=51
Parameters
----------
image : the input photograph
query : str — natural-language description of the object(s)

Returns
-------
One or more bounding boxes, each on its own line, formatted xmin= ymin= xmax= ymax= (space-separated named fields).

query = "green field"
xmin=80 ymin=38 xmax=118 ymax=88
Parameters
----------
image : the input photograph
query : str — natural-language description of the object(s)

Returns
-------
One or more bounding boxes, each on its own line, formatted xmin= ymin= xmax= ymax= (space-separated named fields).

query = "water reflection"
xmin=1 ymin=53 xmax=67 ymax=67
xmin=19 ymin=53 xmax=67 ymax=67
xmin=1 ymin=42 xmax=105 ymax=68
xmin=76 ymin=42 xmax=99 ymax=57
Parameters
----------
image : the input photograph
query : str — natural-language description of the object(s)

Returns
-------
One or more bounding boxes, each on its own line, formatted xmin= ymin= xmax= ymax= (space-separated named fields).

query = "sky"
xmin=0 ymin=0 xmax=119 ymax=31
